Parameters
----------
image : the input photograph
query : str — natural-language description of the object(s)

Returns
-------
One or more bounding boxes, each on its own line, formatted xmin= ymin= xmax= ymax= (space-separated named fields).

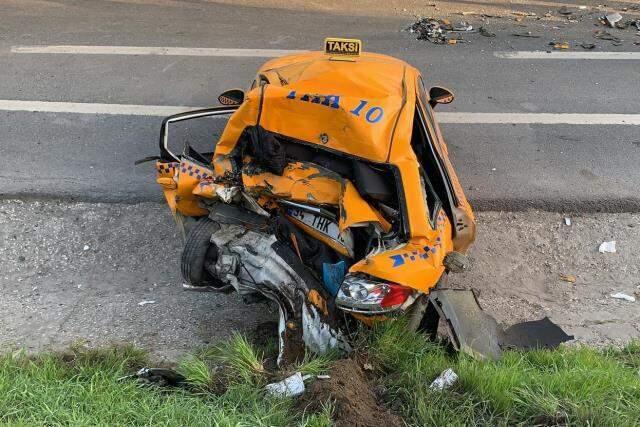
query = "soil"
xmin=297 ymin=359 xmax=402 ymax=427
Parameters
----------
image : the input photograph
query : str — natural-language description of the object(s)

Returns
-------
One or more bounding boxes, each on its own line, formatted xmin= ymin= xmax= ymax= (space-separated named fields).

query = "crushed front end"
xmin=152 ymin=47 xmax=479 ymax=365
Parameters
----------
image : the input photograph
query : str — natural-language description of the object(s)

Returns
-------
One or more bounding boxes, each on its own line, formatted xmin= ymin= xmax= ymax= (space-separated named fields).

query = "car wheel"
xmin=181 ymin=217 xmax=220 ymax=285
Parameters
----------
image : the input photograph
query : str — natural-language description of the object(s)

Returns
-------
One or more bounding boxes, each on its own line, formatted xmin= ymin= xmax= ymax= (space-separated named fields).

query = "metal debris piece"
xmin=558 ymin=6 xmax=575 ymax=15
xmin=580 ymin=42 xmax=596 ymax=50
xmin=604 ymin=12 xmax=623 ymax=28
xmin=265 ymin=372 xmax=306 ymax=397
xmin=610 ymin=292 xmax=636 ymax=302
xmin=429 ymin=289 xmax=503 ymax=360
xmin=479 ymin=26 xmax=496 ymax=37
xmin=452 ymin=21 xmax=473 ymax=32
xmin=512 ymin=32 xmax=542 ymax=38
xmin=594 ymin=30 xmax=621 ymax=44
xmin=599 ymin=240 xmax=616 ymax=253
xmin=118 ymin=367 xmax=186 ymax=387
xmin=560 ymin=274 xmax=576 ymax=283
xmin=429 ymin=368 xmax=458 ymax=391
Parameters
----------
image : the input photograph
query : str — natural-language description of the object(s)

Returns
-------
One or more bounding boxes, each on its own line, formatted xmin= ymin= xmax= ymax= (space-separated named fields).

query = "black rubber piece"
xmin=181 ymin=217 xmax=220 ymax=285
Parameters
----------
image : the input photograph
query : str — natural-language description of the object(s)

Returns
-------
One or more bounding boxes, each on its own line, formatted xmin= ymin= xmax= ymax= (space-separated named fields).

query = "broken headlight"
xmin=335 ymin=274 xmax=414 ymax=314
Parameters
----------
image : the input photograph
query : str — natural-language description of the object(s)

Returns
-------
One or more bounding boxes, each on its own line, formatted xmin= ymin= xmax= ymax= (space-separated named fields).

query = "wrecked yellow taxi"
xmin=152 ymin=39 xmax=482 ymax=364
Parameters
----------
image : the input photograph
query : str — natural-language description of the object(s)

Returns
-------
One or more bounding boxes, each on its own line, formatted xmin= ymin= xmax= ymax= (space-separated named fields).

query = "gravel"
xmin=1 ymin=200 xmax=638 ymax=360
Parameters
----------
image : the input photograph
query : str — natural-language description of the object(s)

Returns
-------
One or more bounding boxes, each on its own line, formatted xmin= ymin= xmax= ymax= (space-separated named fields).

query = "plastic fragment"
xmin=560 ymin=274 xmax=576 ymax=283
xmin=138 ymin=300 xmax=156 ymax=306
xmin=429 ymin=368 xmax=458 ymax=391
xmin=610 ymin=292 xmax=636 ymax=302
xmin=564 ymin=217 xmax=572 ymax=226
xmin=265 ymin=372 xmax=305 ymax=397
xmin=604 ymin=12 xmax=622 ymax=28
xmin=598 ymin=241 xmax=616 ymax=253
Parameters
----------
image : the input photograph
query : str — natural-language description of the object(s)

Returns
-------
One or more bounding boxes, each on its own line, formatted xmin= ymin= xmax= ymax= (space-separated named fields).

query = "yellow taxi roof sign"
xmin=324 ymin=38 xmax=361 ymax=58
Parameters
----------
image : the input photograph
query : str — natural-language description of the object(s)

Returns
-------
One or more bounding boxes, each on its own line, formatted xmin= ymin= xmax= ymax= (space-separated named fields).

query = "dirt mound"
xmin=298 ymin=359 xmax=402 ymax=427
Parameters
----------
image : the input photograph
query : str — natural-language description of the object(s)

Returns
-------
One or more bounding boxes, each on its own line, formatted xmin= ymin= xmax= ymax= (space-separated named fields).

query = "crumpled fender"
xmin=349 ymin=211 xmax=453 ymax=292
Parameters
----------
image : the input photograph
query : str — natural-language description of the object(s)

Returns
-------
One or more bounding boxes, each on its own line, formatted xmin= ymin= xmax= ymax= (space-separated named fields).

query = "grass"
xmin=0 ymin=323 xmax=638 ymax=426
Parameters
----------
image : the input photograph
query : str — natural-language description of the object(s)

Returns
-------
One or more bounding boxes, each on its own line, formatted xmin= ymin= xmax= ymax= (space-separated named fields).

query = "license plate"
xmin=286 ymin=208 xmax=353 ymax=256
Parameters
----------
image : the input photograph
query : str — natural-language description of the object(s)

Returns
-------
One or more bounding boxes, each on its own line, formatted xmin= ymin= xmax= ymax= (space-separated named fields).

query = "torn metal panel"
xmin=429 ymin=289 xmax=503 ymax=360
xmin=242 ymin=160 xmax=342 ymax=206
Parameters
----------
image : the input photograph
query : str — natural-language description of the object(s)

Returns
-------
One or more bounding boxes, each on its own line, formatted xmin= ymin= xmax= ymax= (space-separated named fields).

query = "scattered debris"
xmin=83 ymin=244 xmax=90 ymax=251
xmin=429 ymin=368 xmax=458 ymax=391
xmin=265 ymin=372 xmax=306 ymax=397
xmin=408 ymin=18 xmax=450 ymax=44
xmin=580 ymin=42 xmax=596 ymax=50
xmin=594 ymin=30 xmax=622 ymax=45
xmin=452 ymin=21 xmax=473 ymax=32
xmin=598 ymin=240 xmax=616 ymax=253
xmin=604 ymin=12 xmax=623 ymax=28
xmin=362 ymin=362 xmax=374 ymax=371
xmin=610 ymin=292 xmax=636 ymax=302
xmin=408 ymin=17 xmax=473 ymax=44
xmin=558 ymin=6 xmax=575 ymax=15
xmin=118 ymin=367 xmax=186 ymax=387
xmin=564 ymin=217 xmax=572 ymax=226
xmin=479 ymin=26 xmax=496 ymax=37
xmin=512 ymin=11 xmax=536 ymax=17
xmin=138 ymin=300 xmax=156 ymax=306
xmin=551 ymin=41 xmax=570 ymax=50
xmin=316 ymin=374 xmax=331 ymax=380
xmin=560 ymin=274 xmax=576 ymax=283
xmin=512 ymin=32 xmax=542 ymax=38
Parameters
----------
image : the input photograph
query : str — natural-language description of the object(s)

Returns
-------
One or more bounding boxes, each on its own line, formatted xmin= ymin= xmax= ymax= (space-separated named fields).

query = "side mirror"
xmin=218 ymin=88 xmax=245 ymax=106
xmin=429 ymin=86 xmax=454 ymax=108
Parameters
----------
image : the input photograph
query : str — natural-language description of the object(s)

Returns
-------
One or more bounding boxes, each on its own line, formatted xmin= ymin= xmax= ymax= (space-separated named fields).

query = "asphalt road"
xmin=2 ymin=0 xmax=640 ymax=211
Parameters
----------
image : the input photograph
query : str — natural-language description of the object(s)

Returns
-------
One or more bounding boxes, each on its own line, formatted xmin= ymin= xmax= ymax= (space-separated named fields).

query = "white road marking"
xmin=495 ymin=51 xmax=640 ymax=60
xmin=0 ymin=100 xmax=199 ymax=116
xmin=11 ymin=45 xmax=306 ymax=57
xmin=1 ymin=100 xmax=640 ymax=125
xmin=437 ymin=113 xmax=640 ymax=125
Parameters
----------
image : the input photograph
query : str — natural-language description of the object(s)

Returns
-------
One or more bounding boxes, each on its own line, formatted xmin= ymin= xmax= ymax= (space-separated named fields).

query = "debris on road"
xmin=580 ymin=42 xmax=596 ymax=50
xmin=594 ymin=30 xmax=622 ymax=45
xmin=83 ymin=245 xmax=90 ymax=251
xmin=598 ymin=241 xmax=616 ymax=254
xmin=550 ymin=41 xmax=570 ymax=50
xmin=479 ymin=26 xmax=496 ymax=37
xmin=512 ymin=32 xmax=541 ymax=38
xmin=138 ymin=300 xmax=156 ymax=306
xmin=564 ymin=217 xmax=572 ymax=226
xmin=610 ymin=292 xmax=636 ymax=302
xmin=265 ymin=372 xmax=306 ymax=397
xmin=560 ymin=274 xmax=576 ymax=283
xmin=603 ymin=12 xmax=623 ymax=28
xmin=408 ymin=17 xmax=473 ymax=44
xmin=429 ymin=368 xmax=458 ymax=391
xmin=118 ymin=367 xmax=186 ymax=387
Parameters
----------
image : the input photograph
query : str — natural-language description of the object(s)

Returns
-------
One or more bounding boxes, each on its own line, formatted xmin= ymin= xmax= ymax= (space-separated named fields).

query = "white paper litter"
xmin=598 ymin=241 xmax=616 ymax=253
xmin=429 ymin=368 xmax=458 ymax=391
xmin=564 ymin=217 xmax=571 ymax=226
xmin=265 ymin=372 xmax=305 ymax=397
xmin=610 ymin=292 xmax=636 ymax=302
xmin=137 ymin=300 xmax=156 ymax=306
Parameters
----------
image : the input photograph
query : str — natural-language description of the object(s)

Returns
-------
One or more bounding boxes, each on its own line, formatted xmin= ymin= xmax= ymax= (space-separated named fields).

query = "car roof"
xmin=249 ymin=51 xmax=420 ymax=163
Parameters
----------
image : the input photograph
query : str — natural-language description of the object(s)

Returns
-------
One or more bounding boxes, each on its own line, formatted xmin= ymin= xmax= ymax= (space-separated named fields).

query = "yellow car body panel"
xmin=158 ymin=49 xmax=475 ymax=294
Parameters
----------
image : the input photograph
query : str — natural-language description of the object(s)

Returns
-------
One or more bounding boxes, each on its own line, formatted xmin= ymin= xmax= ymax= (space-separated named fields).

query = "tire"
xmin=181 ymin=217 xmax=220 ymax=285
